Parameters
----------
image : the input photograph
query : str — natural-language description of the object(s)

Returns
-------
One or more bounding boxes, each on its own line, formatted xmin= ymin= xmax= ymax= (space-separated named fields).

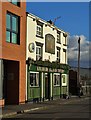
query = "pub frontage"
xmin=26 ymin=58 xmax=69 ymax=102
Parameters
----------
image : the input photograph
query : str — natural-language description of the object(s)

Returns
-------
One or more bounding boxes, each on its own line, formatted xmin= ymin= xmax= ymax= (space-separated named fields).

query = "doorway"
xmin=3 ymin=60 xmax=19 ymax=105
xmin=45 ymin=73 xmax=50 ymax=99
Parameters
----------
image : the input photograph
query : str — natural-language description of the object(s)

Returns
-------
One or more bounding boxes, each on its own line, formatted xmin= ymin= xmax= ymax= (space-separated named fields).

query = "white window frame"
xmin=30 ymin=72 xmax=39 ymax=87
xmin=36 ymin=24 xmax=42 ymax=37
xmin=53 ymin=73 xmax=60 ymax=86
xmin=36 ymin=45 xmax=42 ymax=61
xmin=63 ymin=49 xmax=66 ymax=64
xmin=57 ymin=32 xmax=60 ymax=42
xmin=57 ymin=48 xmax=60 ymax=62
xmin=62 ymin=74 xmax=67 ymax=86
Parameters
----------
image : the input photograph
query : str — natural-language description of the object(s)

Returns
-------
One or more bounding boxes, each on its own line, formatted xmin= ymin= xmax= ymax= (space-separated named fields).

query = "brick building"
xmin=0 ymin=0 xmax=26 ymax=106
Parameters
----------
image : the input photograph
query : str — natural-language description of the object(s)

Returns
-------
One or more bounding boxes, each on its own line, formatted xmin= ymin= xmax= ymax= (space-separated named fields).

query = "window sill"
xmin=8 ymin=1 xmax=20 ymax=7
xmin=63 ymin=44 xmax=67 ymax=46
xmin=6 ymin=41 xmax=20 ymax=45
xmin=57 ymin=41 xmax=61 ymax=44
xmin=56 ymin=60 xmax=60 ymax=63
xmin=36 ymin=35 xmax=44 ymax=39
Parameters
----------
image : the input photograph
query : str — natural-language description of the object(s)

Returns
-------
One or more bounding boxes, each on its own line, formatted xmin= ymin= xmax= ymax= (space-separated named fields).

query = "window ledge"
xmin=36 ymin=35 xmax=44 ymax=39
xmin=57 ymin=41 xmax=61 ymax=44
xmin=6 ymin=41 xmax=20 ymax=45
xmin=63 ymin=44 xmax=67 ymax=46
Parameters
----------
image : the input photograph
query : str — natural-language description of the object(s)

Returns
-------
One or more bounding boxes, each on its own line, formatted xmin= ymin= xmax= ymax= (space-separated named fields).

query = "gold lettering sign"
xmin=37 ymin=66 xmax=64 ymax=73
xmin=37 ymin=66 xmax=48 ymax=72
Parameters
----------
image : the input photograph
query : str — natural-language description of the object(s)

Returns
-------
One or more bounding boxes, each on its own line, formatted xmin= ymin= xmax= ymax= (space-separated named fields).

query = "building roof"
xmin=26 ymin=12 xmax=69 ymax=35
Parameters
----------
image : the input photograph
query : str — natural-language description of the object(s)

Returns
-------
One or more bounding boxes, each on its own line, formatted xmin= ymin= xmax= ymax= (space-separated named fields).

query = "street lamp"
xmin=77 ymin=37 xmax=81 ymax=87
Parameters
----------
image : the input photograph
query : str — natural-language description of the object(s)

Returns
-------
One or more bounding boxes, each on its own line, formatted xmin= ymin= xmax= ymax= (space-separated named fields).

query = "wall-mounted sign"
xmin=28 ymin=43 xmax=35 ymax=52
xmin=45 ymin=34 xmax=55 ymax=54
xmin=37 ymin=66 xmax=64 ymax=73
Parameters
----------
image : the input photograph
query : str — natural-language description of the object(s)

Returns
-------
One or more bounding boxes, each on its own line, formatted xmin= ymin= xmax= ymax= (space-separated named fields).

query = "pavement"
xmin=0 ymin=95 xmax=90 ymax=119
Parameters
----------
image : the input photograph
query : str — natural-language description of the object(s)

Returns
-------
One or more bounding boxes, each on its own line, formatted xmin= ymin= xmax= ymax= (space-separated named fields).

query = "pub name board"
xmin=37 ymin=66 xmax=64 ymax=73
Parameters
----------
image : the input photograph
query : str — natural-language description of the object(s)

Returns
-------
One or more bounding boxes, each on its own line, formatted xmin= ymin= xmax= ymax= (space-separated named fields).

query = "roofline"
xmin=26 ymin=12 xmax=69 ymax=35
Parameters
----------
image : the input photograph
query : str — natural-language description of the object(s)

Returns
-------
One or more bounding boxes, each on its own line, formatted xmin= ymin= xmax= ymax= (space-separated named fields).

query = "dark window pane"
xmin=6 ymin=12 xmax=19 ymax=44
xmin=6 ymin=14 xmax=11 ymax=29
xmin=12 ymin=16 xmax=17 ymax=32
xmin=12 ymin=33 xmax=17 ymax=43
xmin=6 ymin=31 xmax=10 ymax=42
xmin=12 ymin=2 xmax=18 ymax=5
xmin=8 ymin=0 xmax=19 ymax=6
xmin=12 ymin=0 xmax=19 ymax=5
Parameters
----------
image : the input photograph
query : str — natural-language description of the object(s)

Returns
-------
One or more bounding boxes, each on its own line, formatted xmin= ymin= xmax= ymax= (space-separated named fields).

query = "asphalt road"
xmin=3 ymin=97 xmax=91 ymax=120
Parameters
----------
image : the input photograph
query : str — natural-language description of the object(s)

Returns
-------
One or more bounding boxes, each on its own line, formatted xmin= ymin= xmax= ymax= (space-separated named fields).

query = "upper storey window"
xmin=36 ymin=42 xmax=43 ymax=61
xmin=57 ymin=31 xmax=61 ymax=43
xmin=57 ymin=47 xmax=60 ymax=63
xmin=36 ymin=25 xmax=42 ymax=37
xmin=63 ymin=33 xmax=67 ymax=46
xmin=8 ymin=0 xmax=20 ymax=6
xmin=6 ymin=12 xmax=20 ymax=44
xmin=36 ymin=21 xmax=43 ymax=38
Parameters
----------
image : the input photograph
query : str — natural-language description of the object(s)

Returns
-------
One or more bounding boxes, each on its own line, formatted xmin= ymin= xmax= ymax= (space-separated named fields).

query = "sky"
xmin=26 ymin=2 xmax=90 ymax=68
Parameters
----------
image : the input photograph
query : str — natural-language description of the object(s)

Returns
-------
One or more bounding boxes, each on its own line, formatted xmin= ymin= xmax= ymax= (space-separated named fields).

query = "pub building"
xmin=26 ymin=12 xmax=69 ymax=102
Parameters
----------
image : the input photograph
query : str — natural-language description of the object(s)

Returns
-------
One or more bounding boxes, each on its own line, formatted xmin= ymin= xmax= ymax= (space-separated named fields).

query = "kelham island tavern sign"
xmin=37 ymin=66 xmax=64 ymax=73
xmin=45 ymin=34 xmax=55 ymax=54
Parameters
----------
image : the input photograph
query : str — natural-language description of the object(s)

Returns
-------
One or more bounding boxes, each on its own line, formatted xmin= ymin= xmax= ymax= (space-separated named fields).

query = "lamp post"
xmin=77 ymin=37 xmax=81 ymax=87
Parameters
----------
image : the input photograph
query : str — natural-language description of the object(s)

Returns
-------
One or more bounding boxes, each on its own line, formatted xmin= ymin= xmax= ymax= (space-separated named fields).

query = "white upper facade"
xmin=26 ymin=13 xmax=68 ymax=64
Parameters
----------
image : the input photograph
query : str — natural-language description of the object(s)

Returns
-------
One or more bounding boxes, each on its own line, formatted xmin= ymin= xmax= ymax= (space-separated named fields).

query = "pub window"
xmin=62 ymin=75 xmax=65 ymax=83
xmin=63 ymin=49 xmax=66 ymax=64
xmin=57 ymin=31 xmax=61 ymax=43
xmin=54 ymin=74 xmax=60 ymax=86
xmin=63 ymin=33 xmax=67 ymax=46
xmin=7 ymin=0 xmax=20 ymax=6
xmin=36 ymin=46 xmax=42 ymax=61
xmin=36 ymin=21 xmax=43 ymax=38
xmin=30 ymin=73 xmax=39 ymax=86
xmin=57 ymin=47 xmax=60 ymax=62
xmin=36 ymin=42 xmax=43 ymax=61
xmin=6 ymin=12 xmax=20 ymax=44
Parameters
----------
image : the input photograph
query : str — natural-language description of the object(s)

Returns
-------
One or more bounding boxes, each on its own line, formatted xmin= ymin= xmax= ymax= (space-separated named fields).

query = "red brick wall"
xmin=0 ymin=1 xmax=26 ymax=105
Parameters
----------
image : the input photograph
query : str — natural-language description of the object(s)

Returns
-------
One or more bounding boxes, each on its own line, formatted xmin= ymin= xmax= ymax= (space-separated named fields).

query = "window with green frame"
xmin=62 ymin=75 xmax=65 ymax=83
xmin=6 ymin=12 xmax=20 ymax=44
xmin=7 ymin=0 xmax=20 ymax=6
xmin=54 ymin=74 xmax=60 ymax=86
xmin=30 ymin=73 xmax=39 ymax=86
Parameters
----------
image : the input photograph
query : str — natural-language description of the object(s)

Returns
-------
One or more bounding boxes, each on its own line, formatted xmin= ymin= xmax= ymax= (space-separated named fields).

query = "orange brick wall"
xmin=0 ymin=1 xmax=26 ymax=105
xmin=0 ymin=99 xmax=4 ymax=107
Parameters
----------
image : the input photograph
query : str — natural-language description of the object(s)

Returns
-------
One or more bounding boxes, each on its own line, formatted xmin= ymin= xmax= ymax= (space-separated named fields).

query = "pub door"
xmin=45 ymin=73 xmax=50 ymax=100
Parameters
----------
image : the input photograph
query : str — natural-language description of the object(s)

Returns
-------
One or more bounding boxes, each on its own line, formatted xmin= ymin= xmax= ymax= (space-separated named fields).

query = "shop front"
xmin=26 ymin=58 xmax=69 ymax=102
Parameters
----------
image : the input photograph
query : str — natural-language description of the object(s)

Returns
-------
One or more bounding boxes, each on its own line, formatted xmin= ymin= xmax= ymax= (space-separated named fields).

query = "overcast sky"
xmin=26 ymin=2 xmax=90 ymax=68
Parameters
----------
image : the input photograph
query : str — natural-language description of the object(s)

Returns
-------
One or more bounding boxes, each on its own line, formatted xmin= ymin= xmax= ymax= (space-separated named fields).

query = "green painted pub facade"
xmin=26 ymin=58 xmax=69 ymax=102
